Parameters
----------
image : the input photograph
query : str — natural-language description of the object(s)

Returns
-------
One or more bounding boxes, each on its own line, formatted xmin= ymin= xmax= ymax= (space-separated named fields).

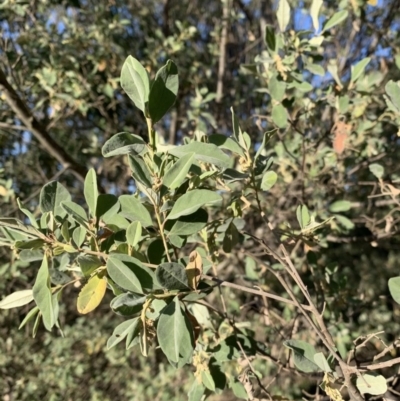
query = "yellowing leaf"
xmin=321 ymin=373 xmax=344 ymax=401
xmin=0 ymin=185 xmax=8 ymax=196
xmin=367 ymin=0 xmax=377 ymax=5
xmin=77 ymin=274 xmax=107 ymax=314
xmin=186 ymin=251 xmax=203 ymax=290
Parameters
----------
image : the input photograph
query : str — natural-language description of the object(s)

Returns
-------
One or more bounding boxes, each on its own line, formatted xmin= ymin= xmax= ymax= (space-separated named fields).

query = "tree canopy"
xmin=1 ymin=1 xmax=400 ymax=400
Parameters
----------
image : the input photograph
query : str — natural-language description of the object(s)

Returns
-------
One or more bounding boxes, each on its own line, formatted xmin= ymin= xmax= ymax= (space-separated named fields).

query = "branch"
xmin=362 ymin=356 xmax=400 ymax=371
xmin=203 ymin=274 xmax=313 ymax=311
xmin=0 ymin=122 xmax=29 ymax=131
xmin=0 ymin=67 xmax=88 ymax=182
xmin=216 ymin=0 xmax=230 ymax=103
xmin=163 ymin=0 xmax=171 ymax=37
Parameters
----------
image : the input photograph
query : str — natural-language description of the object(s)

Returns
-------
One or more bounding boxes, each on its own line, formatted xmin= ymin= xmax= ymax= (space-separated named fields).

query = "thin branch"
xmin=163 ymin=0 xmax=171 ymax=37
xmin=203 ymin=274 xmax=313 ymax=311
xmin=216 ymin=0 xmax=230 ymax=103
xmin=0 ymin=122 xmax=30 ymax=131
xmin=362 ymin=357 xmax=400 ymax=371
xmin=0 ymin=66 xmax=88 ymax=183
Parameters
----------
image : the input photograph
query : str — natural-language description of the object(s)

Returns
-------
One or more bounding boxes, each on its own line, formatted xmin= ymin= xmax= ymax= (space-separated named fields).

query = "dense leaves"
xmin=1 ymin=1 xmax=400 ymax=400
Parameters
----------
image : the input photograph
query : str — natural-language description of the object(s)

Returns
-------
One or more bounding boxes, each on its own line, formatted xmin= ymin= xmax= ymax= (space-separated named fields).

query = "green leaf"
xmin=15 ymin=238 xmax=46 ymax=250
xmin=389 ymin=276 xmax=400 ymax=305
xmin=72 ymin=226 xmax=86 ymax=248
xmin=188 ymin=378 xmax=206 ymax=401
xmin=32 ymin=312 xmax=41 ymax=338
xmin=350 ymin=57 xmax=370 ymax=83
xmin=109 ymin=253 xmax=158 ymax=290
xmin=276 ymin=0 xmax=291 ymax=32
xmin=167 ymin=190 xmax=221 ymax=220
xmin=120 ymin=56 xmax=150 ymax=113
xmin=269 ymin=75 xmax=286 ymax=101
xmin=313 ymin=352 xmax=332 ymax=372
xmin=19 ymin=249 xmax=43 ymax=262
xmin=145 ymin=299 xmax=167 ymax=320
xmin=322 ymin=10 xmax=348 ymax=32
xmin=201 ymin=370 xmax=216 ymax=391
xmin=245 ymin=257 xmax=258 ymax=280
xmin=302 ymin=216 xmax=334 ymax=234
xmin=338 ymin=95 xmax=350 ymax=113
xmin=61 ymin=201 xmax=90 ymax=229
xmin=157 ymin=297 xmax=194 ymax=364
xmin=385 ymin=80 xmax=400 ymax=112
xmin=305 ymin=62 xmax=325 ymax=76
xmin=168 ymin=234 xmax=186 ymax=248
xmin=369 ymin=163 xmax=384 ymax=179
xmin=0 ymin=217 xmax=47 ymax=242
xmin=96 ymin=194 xmax=119 ymax=221
xmin=107 ymin=257 xmax=143 ymax=294
xmin=230 ymin=108 xmax=248 ymax=150
xmin=39 ymin=181 xmax=71 ymax=217
xmin=156 ymin=262 xmax=190 ymax=290
xmin=230 ymin=378 xmax=248 ymax=399
xmin=147 ymin=239 xmax=168 ymax=265
xmin=32 ymin=256 xmax=55 ymax=331
xmin=290 ymin=81 xmax=313 ymax=92
xmin=126 ymin=221 xmax=142 ymax=247
xmin=77 ymin=274 xmax=107 ymax=314
xmin=168 ymin=142 xmax=230 ymax=168
xmin=119 ymin=195 xmax=152 ymax=227
xmin=128 ymin=155 xmax=153 ymax=188
xmin=327 ymin=62 xmax=343 ymax=88
xmin=168 ymin=209 xmax=208 ymax=237
xmin=107 ymin=317 xmax=141 ymax=350
xmin=102 ymin=132 xmax=146 ymax=158
xmin=222 ymin=222 xmax=239 ymax=253
xmin=0 ymin=289 xmax=34 ymax=309
xmin=329 ymin=200 xmax=351 ymax=213
xmin=103 ymin=214 xmax=130 ymax=230
xmin=77 ymin=254 xmax=103 ymax=277
xmin=110 ymin=293 xmax=146 ymax=316
xmin=208 ymin=134 xmax=245 ymax=156
xmin=284 ymin=339 xmax=321 ymax=373
xmin=126 ymin=317 xmax=143 ymax=349
xmin=356 ymin=374 xmax=387 ymax=395
xmin=222 ymin=169 xmax=249 ymax=183
xmin=335 ymin=214 xmax=355 ymax=230
xmin=310 ymin=0 xmax=323 ymax=31
xmin=163 ymin=153 xmax=195 ymax=190
xmin=84 ymin=168 xmax=98 ymax=217
xmin=231 ymin=107 xmax=242 ymax=143
xmin=148 ymin=60 xmax=179 ymax=123
xmin=296 ymin=205 xmax=311 ymax=229
xmin=18 ymin=306 xmax=40 ymax=330
xmin=255 ymin=131 xmax=275 ymax=161
xmin=17 ymin=199 xmax=39 ymax=228
xmin=272 ymin=103 xmax=287 ymax=128
xmin=261 ymin=171 xmax=277 ymax=191
xmin=264 ymin=25 xmax=276 ymax=52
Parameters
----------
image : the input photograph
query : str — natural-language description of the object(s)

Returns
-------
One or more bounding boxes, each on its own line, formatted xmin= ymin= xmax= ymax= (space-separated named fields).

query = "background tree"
xmin=1 ymin=0 xmax=400 ymax=400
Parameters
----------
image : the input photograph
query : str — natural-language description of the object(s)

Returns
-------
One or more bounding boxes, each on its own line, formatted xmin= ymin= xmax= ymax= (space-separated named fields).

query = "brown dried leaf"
xmin=186 ymin=251 xmax=203 ymax=290
xmin=332 ymin=120 xmax=351 ymax=155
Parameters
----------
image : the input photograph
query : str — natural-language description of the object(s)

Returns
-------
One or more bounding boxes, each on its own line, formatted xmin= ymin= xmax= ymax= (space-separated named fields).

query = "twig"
xmin=203 ymin=274 xmax=313 ymax=311
xmin=0 ymin=67 xmax=88 ymax=183
xmin=0 ymin=122 xmax=30 ymax=131
xmin=244 ymin=239 xmax=364 ymax=401
xmin=362 ymin=357 xmax=400 ymax=371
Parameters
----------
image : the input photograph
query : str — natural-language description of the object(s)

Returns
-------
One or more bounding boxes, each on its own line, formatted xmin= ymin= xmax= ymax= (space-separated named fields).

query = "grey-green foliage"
xmin=0 ymin=55 xmax=275 ymax=399
xmin=1 ymin=1 xmax=400 ymax=398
